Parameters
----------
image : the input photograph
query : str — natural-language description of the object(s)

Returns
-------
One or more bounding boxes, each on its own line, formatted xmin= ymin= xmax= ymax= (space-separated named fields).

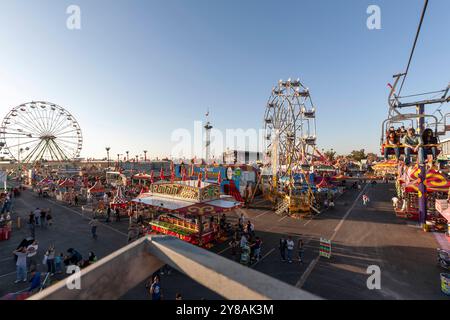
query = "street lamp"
xmin=143 ymin=150 xmax=148 ymax=162
xmin=106 ymin=147 xmax=110 ymax=167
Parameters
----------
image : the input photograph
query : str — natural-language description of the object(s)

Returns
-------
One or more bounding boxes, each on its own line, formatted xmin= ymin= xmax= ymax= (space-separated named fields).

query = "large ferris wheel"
xmin=264 ymin=78 xmax=317 ymax=188
xmin=0 ymin=101 xmax=83 ymax=164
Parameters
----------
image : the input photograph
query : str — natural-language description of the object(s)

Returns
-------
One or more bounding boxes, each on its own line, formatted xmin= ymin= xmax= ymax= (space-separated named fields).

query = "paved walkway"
xmin=1 ymin=184 xmax=447 ymax=300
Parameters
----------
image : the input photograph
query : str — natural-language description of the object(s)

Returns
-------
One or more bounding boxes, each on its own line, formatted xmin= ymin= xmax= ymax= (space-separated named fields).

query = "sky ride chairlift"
xmin=380 ymin=73 xmax=450 ymax=160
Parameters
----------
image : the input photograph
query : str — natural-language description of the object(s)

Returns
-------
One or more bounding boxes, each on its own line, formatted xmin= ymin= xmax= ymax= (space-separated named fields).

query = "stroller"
xmin=438 ymin=248 xmax=450 ymax=270
xmin=240 ymin=244 xmax=251 ymax=266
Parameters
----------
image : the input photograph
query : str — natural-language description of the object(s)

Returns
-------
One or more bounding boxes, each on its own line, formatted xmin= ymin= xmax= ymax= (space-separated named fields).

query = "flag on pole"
xmin=217 ymin=170 xmax=222 ymax=185
xmin=197 ymin=173 xmax=202 ymax=187
xmin=159 ymin=167 xmax=165 ymax=181
xmin=182 ymin=167 xmax=187 ymax=181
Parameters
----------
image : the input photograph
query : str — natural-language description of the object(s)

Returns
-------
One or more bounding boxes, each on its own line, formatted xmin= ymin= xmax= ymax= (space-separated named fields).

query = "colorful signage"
xmin=319 ymin=238 xmax=332 ymax=258
xmin=149 ymin=182 xmax=220 ymax=203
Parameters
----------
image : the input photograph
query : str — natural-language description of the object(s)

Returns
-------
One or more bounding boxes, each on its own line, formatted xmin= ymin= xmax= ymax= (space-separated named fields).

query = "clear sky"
xmin=0 ymin=0 xmax=449 ymax=160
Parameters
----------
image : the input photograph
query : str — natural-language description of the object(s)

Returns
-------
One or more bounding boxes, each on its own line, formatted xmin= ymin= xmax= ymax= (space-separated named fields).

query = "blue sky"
xmin=0 ymin=0 xmax=449 ymax=159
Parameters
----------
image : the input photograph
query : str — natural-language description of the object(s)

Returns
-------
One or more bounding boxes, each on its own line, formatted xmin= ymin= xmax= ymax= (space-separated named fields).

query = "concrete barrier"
xmin=30 ymin=235 xmax=321 ymax=300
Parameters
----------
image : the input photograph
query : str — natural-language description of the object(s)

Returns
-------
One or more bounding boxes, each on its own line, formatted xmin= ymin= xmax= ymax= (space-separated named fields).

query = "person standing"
xmin=33 ymin=208 xmax=41 ymax=226
xmin=40 ymin=209 xmax=47 ymax=228
xmin=46 ymin=212 xmax=53 ymax=226
xmin=149 ymin=276 xmax=163 ymax=300
xmin=279 ymin=237 xmax=287 ymax=262
xmin=106 ymin=206 xmax=111 ymax=223
xmin=115 ymin=207 xmax=121 ymax=222
xmin=229 ymin=237 xmax=238 ymax=257
xmin=253 ymin=236 xmax=262 ymax=261
xmin=28 ymin=270 xmax=42 ymax=292
xmin=13 ymin=247 xmax=28 ymax=283
xmin=27 ymin=240 xmax=39 ymax=272
xmin=286 ymin=236 xmax=295 ymax=263
xmin=45 ymin=245 xmax=56 ymax=275
xmin=392 ymin=196 xmax=399 ymax=210
xmin=74 ymin=195 xmax=79 ymax=206
xmin=89 ymin=217 xmax=99 ymax=239
xmin=28 ymin=213 xmax=35 ymax=238
xmin=88 ymin=251 xmax=97 ymax=264
xmin=362 ymin=194 xmax=370 ymax=206
xmin=55 ymin=253 xmax=64 ymax=274
xmin=240 ymin=234 xmax=248 ymax=248
xmin=298 ymin=238 xmax=304 ymax=263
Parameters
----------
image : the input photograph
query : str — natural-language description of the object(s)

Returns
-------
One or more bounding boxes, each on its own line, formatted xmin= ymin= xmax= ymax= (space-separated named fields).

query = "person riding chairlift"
xmin=421 ymin=128 xmax=438 ymax=162
xmin=384 ymin=131 xmax=400 ymax=161
xmin=402 ymin=128 xmax=422 ymax=165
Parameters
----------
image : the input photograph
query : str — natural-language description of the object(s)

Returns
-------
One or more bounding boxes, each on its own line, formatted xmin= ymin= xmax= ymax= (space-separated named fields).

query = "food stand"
xmin=131 ymin=180 xmax=241 ymax=246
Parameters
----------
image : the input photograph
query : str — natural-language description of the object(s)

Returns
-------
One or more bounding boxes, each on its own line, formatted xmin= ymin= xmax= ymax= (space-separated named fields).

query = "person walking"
xmin=149 ymin=276 xmax=163 ymax=300
xmin=74 ymin=195 xmax=79 ymax=206
xmin=89 ymin=217 xmax=99 ymax=239
xmin=298 ymin=238 xmax=304 ymax=263
xmin=279 ymin=237 xmax=287 ymax=262
xmin=286 ymin=236 xmax=295 ymax=263
xmin=13 ymin=247 xmax=28 ymax=283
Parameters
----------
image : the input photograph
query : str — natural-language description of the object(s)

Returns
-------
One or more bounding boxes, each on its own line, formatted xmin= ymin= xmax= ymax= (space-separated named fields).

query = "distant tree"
xmin=349 ymin=149 xmax=367 ymax=162
xmin=324 ymin=150 xmax=337 ymax=162
xmin=366 ymin=152 xmax=378 ymax=164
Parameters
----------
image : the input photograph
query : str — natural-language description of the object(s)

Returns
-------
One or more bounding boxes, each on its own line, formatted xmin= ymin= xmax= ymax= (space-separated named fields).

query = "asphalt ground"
xmin=1 ymin=183 xmax=448 ymax=300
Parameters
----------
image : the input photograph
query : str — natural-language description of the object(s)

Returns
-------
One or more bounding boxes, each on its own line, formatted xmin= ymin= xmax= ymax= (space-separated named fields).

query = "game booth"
xmin=131 ymin=179 xmax=242 ymax=247
xmin=109 ymin=186 xmax=129 ymax=210
xmin=396 ymin=165 xmax=450 ymax=232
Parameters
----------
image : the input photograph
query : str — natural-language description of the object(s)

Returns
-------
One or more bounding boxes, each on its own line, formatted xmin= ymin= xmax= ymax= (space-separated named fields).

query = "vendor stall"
xmin=132 ymin=180 xmax=241 ymax=246
xmin=110 ymin=186 xmax=129 ymax=210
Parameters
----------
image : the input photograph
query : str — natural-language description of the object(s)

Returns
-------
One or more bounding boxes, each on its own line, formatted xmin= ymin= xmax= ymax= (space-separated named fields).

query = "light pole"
xmin=117 ymin=154 xmax=122 ymax=167
xmin=106 ymin=147 xmax=110 ymax=167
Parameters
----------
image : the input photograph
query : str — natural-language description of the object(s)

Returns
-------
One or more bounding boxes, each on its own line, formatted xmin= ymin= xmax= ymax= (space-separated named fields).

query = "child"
xmin=55 ymin=253 xmax=64 ymax=274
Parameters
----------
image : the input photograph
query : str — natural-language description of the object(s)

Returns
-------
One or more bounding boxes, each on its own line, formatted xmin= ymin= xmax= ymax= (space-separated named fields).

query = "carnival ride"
xmin=259 ymin=78 xmax=324 ymax=216
xmin=379 ymin=0 xmax=450 ymax=228
xmin=0 ymin=102 xmax=83 ymax=164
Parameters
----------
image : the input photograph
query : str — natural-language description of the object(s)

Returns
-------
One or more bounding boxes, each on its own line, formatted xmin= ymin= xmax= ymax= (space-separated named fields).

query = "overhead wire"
xmin=398 ymin=0 xmax=429 ymax=96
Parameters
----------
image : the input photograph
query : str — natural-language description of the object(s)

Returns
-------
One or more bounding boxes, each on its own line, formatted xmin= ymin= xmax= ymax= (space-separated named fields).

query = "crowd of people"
xmin=384 ymin=126 xmax=438 ymax=165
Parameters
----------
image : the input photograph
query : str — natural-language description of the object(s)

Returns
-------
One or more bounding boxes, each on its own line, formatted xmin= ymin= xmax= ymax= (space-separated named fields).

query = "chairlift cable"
xmin=398 ymin=0 xmax=429 ymax=96
xmin=397 ymin=89 xmax=445 ymax=99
